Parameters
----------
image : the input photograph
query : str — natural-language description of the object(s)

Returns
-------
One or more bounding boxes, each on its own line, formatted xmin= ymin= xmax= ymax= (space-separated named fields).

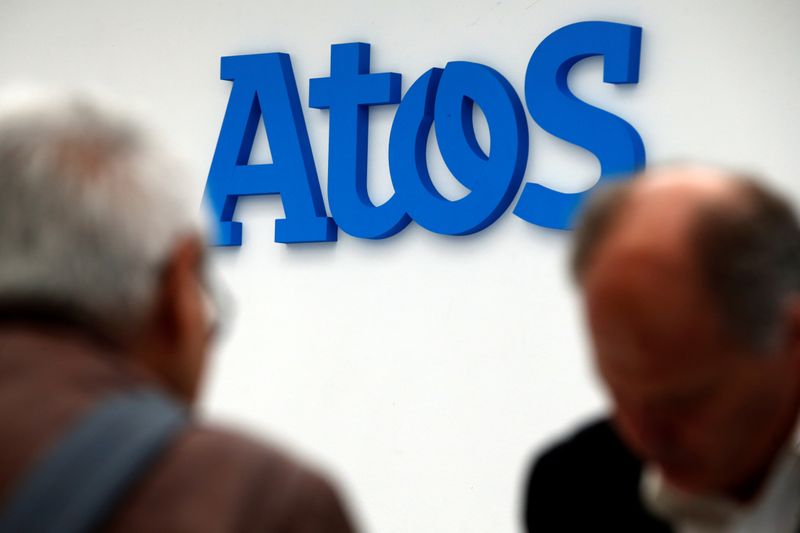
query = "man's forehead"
xmin=584 ymin=258 xmax=730 ymax=395
xmin=583 ymin=226 xmax=700 ymax=311
xmin=586 ymin=257 xmax=715 ymax=347
xmin=579 ymin=169 xmax=756 ymax=385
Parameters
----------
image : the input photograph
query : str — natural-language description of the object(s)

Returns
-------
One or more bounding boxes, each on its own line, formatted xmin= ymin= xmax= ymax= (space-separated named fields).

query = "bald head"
xmin=573 ymin=165 xmax=800 ymax=351
xmin=574 ymin=166 xmax=800 ymax=496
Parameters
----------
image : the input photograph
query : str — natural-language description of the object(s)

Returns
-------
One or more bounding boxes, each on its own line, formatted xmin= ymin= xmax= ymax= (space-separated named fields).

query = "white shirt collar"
xmin=641 ymin=415 xmax=800 ymax=533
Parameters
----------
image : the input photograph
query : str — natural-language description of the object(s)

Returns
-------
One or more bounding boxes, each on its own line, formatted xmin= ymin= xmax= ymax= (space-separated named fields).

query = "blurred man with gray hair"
xmin=525 ymin=166 xmax=800 ymax=532
xmin=0 ymin=91 xmax=356 ymax=533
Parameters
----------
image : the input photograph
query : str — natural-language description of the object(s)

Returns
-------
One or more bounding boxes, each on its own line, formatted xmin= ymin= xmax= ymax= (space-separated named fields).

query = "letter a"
xmin=203 ymin=53 xmax=337 ymax=245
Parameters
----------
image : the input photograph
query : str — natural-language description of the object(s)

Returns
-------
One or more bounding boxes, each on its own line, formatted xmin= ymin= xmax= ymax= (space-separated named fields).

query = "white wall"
xmin=2 ymin=1 xmax=799 ymax=532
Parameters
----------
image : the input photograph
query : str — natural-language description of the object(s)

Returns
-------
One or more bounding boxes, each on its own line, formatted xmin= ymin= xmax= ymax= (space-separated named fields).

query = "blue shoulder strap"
xmin=0 ymin=388 xmax=187 ymax=533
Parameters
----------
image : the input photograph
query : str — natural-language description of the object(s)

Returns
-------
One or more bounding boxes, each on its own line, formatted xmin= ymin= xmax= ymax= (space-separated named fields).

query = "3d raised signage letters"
xmin=203 ymin=21 xmax=645 ymax=246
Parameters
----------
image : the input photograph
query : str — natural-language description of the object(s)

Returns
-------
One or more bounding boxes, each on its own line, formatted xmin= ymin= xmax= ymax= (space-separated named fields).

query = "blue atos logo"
xmin=203 ymin=21 xmax=645 ymax=245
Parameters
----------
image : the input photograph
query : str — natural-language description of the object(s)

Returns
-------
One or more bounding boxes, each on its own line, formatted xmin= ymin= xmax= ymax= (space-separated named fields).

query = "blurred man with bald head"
xmin=524 ymin=166 xmax=800 ymax=532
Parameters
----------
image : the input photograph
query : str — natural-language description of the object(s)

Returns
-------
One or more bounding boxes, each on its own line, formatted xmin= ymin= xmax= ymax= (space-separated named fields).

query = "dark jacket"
xmin=0 ymin=326 xmax=357 ymax=533
xmin=524 ymin=418 xmax=672 ymax=532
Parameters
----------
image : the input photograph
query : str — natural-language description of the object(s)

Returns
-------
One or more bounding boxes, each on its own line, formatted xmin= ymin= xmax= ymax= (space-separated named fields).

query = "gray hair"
xmin=0 ymin=89 xmax=203 ymax=336
xmin=571 ymin=171 xmax=800 ymax=352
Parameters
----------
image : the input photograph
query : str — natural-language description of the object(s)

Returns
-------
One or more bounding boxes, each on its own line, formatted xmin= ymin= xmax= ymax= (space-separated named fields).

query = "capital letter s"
xmin=514 ymin=21 xmax=645 ymax=230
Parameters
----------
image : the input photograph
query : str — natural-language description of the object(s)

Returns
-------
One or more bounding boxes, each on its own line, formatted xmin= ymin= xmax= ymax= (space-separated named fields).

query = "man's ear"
xmin=156 ymin=236 xmax=206 ymax=343
xmin=135 ymin=235 xmax=208 ymax=403
xmin=782 ymin=297 xmax=800 ymax=368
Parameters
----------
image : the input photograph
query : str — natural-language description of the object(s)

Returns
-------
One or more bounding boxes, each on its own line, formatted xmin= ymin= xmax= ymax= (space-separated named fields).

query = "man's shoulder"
xmin=524 ymin=417 xmax=671 ymax=532
xmin=174 ymin=423 xmax=308 ymax=477
xmin=532 ymin=417 xmax=640 ymax=476
xmin=178 ymin=423 xmax=351 ymax=509
xmin=110 ymin=422 xmax=356 ymax=533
